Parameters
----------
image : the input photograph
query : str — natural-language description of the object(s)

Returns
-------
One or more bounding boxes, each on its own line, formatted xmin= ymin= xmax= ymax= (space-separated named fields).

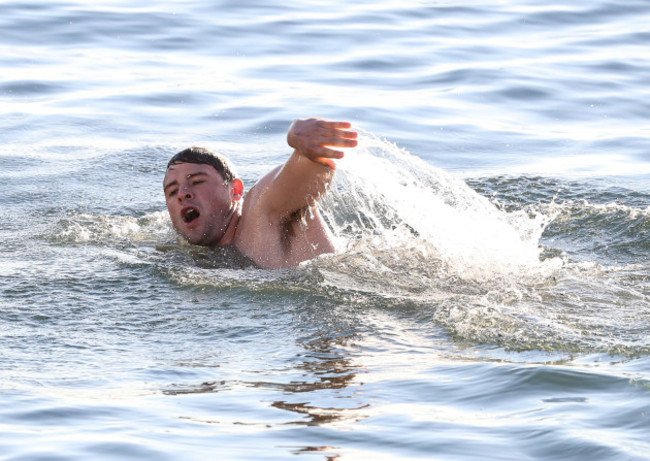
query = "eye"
xmin=167 ymin=188 xmax=178 ymax=198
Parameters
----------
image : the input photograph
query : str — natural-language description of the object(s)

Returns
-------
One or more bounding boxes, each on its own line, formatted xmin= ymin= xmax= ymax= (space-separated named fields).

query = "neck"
xmin=214 ymin=202 xmax=242 ymax=247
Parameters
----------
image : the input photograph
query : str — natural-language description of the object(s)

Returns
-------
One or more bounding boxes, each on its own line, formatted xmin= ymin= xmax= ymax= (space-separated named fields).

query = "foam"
xmin=321 ymin=130 xmax=561 ymax=283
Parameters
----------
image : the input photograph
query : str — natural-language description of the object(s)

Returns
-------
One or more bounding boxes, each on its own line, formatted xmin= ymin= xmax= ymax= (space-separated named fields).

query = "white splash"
xmin=321 ymin=130 xmax=560 ymax=282
xmin=53 ymin=211 xmax=172 ymax=245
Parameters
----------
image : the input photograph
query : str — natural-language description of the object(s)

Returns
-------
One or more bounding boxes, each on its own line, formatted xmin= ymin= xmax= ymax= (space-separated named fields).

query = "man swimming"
xmin=163 ymin=118 xmax=358 ymax=269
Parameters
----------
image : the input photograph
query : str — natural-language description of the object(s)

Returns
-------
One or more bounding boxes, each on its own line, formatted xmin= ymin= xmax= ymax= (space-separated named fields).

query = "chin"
xmin=184 ymin=232 xmax=219 ymax=247
xmin=185 ymin=235 xmax=208 ymax=246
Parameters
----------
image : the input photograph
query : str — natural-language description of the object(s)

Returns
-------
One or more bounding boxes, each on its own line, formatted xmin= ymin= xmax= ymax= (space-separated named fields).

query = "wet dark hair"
xmin=167 ymin=146 xmax=237 ymax=182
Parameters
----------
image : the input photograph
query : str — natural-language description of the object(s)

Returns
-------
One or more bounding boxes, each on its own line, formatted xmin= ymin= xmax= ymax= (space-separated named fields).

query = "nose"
xmin=178 ymin=185 xmax=194 ymax=201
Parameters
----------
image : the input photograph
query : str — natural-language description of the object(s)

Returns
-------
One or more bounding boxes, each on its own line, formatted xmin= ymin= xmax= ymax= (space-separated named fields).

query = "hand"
xmin=287 ymin=118 xmax=358 ymax=169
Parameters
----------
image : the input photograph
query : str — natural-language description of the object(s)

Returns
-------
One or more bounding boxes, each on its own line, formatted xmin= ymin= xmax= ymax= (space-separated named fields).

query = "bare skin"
xmin=163 ymin=118 xmax=358 ymax=269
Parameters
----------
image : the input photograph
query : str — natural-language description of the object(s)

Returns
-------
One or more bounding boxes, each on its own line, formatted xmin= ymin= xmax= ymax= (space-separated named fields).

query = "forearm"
xmin=266 ymin=149 xmax=335 ymax=216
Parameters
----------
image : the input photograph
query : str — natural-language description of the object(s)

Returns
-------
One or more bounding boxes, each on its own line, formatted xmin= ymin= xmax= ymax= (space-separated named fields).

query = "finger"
xmin=314 ymin=157 xmax=337 ymax=169
xmin=312 ymin=145 xmax=345 ymax=159
xmin=320 ymin=136 xmax=358 ymax=148
xmin=323 ymin=128 xmax=358 ymax=139
xmin=317 ymin=120 xmax=353 ymax=130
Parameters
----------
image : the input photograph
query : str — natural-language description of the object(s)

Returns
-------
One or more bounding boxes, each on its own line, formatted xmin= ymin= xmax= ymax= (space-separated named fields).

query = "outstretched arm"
xmin=259 ymin=118 xmax=358 ymax=219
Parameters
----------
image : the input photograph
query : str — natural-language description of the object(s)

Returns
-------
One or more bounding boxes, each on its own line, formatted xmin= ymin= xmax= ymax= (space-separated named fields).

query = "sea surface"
xmin=1 ymin=1 xmax=649 ymax=459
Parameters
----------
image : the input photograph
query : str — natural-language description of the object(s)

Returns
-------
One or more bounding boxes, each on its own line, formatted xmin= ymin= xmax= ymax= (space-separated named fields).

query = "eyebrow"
xmin=163 ymin=172 xmax=209 ymax=193
xmin=163 ymin=180 xmax=178 ymax=193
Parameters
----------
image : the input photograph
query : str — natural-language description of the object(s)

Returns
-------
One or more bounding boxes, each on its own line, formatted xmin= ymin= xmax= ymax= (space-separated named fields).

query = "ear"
xmin=229 ymin=178 xmax=244 ymax=201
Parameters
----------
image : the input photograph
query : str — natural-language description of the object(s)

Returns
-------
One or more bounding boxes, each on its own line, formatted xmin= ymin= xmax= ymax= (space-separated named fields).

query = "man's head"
xmin=164 ymin=147 xmax=244 ymax=247
xmin=167 ymin=146 xmax=238 ymax=183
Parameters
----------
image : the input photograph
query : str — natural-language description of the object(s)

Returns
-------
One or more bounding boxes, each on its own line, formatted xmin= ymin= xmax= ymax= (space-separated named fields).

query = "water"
xmin=1 ymin=1 xmax=649 ymax=459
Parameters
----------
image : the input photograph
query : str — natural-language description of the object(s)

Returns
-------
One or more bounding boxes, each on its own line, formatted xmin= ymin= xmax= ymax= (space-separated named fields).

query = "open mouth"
xmin=182 ymin=206 xmax=200 ymax=224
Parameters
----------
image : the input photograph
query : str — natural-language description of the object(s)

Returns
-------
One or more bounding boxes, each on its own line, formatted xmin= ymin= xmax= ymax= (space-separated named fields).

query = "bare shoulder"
xmin=232 ymin=178 xmax=287 ymax=267
xmin=241 ymin=172 xmax=279 ymax=224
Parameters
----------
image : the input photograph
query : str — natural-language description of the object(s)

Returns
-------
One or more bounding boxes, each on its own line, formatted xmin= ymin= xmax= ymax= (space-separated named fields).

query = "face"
xmin=163 ymin=162 xmax=243 ymax=247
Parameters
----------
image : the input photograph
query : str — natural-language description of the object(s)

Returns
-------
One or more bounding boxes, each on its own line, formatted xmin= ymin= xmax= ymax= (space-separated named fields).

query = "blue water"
xmin=1 ymin=1 xmax=649 ymax=459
